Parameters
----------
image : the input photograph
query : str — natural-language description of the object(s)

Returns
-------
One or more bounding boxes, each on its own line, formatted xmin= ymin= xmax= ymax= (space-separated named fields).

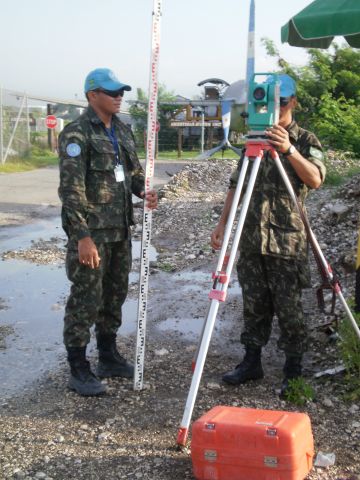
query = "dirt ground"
xmin=0 ymin=160 xmax=359 ymax=480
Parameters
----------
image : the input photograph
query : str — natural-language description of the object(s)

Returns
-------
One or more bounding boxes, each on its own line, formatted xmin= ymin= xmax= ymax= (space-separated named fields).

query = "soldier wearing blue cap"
xmin=58 ymin=68 xmax=158 ymax=396
xmin=211 ymin=74 xmax=326 ymax=397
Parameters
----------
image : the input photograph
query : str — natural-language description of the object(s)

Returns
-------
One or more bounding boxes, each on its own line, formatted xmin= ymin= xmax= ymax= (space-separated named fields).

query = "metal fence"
xmin=0 ymin=88 xmax=33 ymax=164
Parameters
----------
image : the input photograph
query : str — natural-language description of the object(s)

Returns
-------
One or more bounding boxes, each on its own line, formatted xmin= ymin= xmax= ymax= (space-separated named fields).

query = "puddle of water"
xmin=0 ymin=217 xmax=157 ymax=399
xmin=156 ymin=304 xmax=240 ymax=340
xmin=173 ymin=270 xmax=212 ymax=282
xmin=132 ymin=240 xmax=157 ymax=263
xmin=0 ymin=260 xmax=67 ymax=397
xmin=154 ymin=269 xmax=242 ymax=339
xmin=157 ymin=316 xmax=205 ymax=338
xmin=0 ymin=217 xmax=65 ymax=254
xmin=0 ymin=259 xmax=140 ymax=398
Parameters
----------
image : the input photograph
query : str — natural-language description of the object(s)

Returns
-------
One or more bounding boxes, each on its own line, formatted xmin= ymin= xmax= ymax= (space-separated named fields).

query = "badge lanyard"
xmin=104 ymin=124 xmax=124 ymax=182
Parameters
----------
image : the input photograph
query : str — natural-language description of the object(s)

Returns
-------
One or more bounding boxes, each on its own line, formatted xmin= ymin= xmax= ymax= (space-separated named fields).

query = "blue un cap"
xmin=278 ymin=74 xmax=296 ymax=97
xmin=84 ymin=68 xmax=132 ymax=94
xmin=266 ymin=73 xmax=296 ymax=97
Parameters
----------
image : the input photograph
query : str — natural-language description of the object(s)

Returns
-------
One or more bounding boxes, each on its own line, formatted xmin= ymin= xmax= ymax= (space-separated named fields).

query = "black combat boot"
xmin=67 ymin=347 xmax=106 ymax=396
xmin=280 ymin=354 xmax=302 ymax=399
xmin=97 ymin=334 xmax=134 ymax=379
xmin=222 ymin=346 xmax=264 ymax=385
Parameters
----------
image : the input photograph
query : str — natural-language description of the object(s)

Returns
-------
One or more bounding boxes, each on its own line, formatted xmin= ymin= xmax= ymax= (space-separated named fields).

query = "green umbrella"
xmin=281 ymin=0 xmax=360 ymax=49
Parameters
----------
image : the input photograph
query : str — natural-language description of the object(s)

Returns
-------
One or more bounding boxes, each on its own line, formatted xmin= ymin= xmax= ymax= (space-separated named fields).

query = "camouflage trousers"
xmin=63 ymin=239 xmax=132 ymax=348
xmin=236 ymin=252 xmax=309 ymax=356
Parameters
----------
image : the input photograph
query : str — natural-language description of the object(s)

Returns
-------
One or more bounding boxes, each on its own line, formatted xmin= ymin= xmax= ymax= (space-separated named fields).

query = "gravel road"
xmin=0 ymin=158 xmax=359 ymax=480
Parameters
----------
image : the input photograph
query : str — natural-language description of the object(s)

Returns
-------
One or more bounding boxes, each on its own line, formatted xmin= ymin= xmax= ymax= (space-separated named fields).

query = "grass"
xmin=0 ymin=150 xmax=58 ymax=173
xmin=324 ymin=165 xmax=360 ymax=186
xmin=284 ymin=377 xmax=315 ymax=405
xmin=0 ymin=146 xmax=239 ymax=174
xmin=157 ymin=262 xmax=176 ymax=272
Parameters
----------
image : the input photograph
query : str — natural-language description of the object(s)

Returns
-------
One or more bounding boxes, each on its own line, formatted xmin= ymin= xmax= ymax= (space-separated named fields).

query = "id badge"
xmin=114 ymin=164 xmax=125 ymax=182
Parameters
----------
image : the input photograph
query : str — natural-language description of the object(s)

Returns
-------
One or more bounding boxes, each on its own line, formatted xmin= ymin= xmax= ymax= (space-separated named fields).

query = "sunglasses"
xmin=95 ymin=89 xmax=125 ymax=98
xmin=280 ymin=96 xmax=292 ymax=107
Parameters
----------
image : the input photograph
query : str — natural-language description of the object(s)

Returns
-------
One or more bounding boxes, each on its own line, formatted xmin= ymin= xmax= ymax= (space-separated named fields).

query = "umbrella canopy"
xmin=281 ymin=0 xmax=360 ymax=49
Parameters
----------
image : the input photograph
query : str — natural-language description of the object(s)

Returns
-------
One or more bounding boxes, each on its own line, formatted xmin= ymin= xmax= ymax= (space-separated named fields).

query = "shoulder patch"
xmin=63 ymin=131 xmax=85 ymax=142
xmin=66 ymin=143 xmax=81 ymax=157
xmin=309 ymin=146 xmax=324 ymax=161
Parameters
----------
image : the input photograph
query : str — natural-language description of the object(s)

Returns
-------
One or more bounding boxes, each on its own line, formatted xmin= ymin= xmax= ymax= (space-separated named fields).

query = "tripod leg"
xmin=192 ymin=157 xmax=251 ymax=371
xmin=272 ymin=151 xmax=360 ymax=341
xmin=177 ymin=154 xmax=263 ymax=446
xmin=214 ymin=156 xmax=250 ymax=273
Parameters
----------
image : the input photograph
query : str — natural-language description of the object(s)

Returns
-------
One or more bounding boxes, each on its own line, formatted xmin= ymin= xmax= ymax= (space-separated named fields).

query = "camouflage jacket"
xmin=58 ymin=106 xmax=145 ymax=243
xmin=229 ymin=120 xmax=326 ymax=259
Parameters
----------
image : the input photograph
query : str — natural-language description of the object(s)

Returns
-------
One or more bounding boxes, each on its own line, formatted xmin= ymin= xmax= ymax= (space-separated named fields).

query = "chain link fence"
xmin=0 ymin=88 xmax=68 ymax=164
xmin=0 ymin=88 xmax=33 ymax=164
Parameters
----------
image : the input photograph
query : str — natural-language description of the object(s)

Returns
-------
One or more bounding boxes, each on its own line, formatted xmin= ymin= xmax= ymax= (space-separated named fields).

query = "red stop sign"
xmin=45 ymin=115 xmax=57 ymax=129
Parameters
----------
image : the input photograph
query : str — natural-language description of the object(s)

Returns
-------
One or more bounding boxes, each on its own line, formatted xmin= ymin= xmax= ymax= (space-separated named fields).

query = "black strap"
xmin=294 ymin=196 xmax=339 ymax=314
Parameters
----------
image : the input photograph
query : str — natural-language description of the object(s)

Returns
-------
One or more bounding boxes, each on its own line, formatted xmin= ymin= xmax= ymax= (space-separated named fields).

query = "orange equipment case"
xmin=191 ymin=406 xmax=314 ymax=480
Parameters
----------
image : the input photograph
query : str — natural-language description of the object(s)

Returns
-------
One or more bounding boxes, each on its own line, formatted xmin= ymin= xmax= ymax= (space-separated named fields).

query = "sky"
xmin=0 ymin=0 xmax=314 ymax=108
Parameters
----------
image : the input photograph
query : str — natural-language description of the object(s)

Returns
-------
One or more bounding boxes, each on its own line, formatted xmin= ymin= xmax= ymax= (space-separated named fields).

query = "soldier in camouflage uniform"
xmin=211 ymin=75 xmax=326 ymax=396
xmin=58 ymin=68 xmax=158 ymax=396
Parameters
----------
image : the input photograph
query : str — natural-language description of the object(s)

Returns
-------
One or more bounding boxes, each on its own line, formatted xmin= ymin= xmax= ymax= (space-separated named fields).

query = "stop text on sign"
xmin=45 ymin=115 xmax=57 ymax=129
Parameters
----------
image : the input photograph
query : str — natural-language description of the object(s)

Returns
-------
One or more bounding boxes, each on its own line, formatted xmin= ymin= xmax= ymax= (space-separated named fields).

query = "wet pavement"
xmin=0 ymin=217 xmax=156 ymax=399
xmin=0 ymin=215 xmax=241 ymax=400
xmin=0 ymin=162 xmax=193 ymax=400
xmin=149 ymin=268 xmax=242 ymax=346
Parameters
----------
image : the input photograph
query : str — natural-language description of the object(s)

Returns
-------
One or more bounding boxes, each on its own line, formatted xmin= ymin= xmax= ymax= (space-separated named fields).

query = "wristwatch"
xmin=284 ymin=145 xmax=296 ymax=156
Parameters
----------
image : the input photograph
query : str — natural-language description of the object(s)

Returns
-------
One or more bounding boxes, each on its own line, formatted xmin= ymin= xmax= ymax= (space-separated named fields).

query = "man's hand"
xmin=141 ymin=190 xmax=158 ymax=210
xmin=211 ymin=224 xmax=225 ymax=250
xmin=266 ymin=125 xmax=292 ymax=154
xmin=78 ymin=237 xmax=101 ymax=269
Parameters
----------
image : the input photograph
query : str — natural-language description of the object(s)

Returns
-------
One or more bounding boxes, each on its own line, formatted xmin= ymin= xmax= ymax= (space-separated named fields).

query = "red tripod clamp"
xmin=245 ymin=138 xmax=278 ymax=159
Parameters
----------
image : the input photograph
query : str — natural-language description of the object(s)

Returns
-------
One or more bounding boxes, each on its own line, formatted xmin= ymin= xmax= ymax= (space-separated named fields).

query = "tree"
xmin=313 ymin=94 xmax=360 ymax=154
xmin=129 ymin=84 xmax=178 ymax=152
xmin=261 ymin=39 xmax=360 ymax=154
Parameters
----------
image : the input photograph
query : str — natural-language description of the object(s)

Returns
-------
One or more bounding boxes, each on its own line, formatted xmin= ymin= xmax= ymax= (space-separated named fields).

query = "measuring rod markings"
xmin=134 ymin=0 xmax=162 ymax=391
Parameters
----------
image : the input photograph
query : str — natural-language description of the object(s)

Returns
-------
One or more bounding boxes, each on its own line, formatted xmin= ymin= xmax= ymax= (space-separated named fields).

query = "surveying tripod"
xmin=176 ymin=135 xmax=360 ymax=447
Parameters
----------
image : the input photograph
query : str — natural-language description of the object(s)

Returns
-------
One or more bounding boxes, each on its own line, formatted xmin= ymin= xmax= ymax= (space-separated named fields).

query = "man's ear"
xmin=291 ymin=96 xmax=298 ymax=108
xmin=87 ymin=91 xmax=97 ymax=103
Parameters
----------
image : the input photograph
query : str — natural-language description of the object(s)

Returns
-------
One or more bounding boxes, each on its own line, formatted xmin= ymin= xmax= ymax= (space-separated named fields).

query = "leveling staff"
xmin=58 ymin=68 xmax=157 ymax=396
xmin=211 ymin=74 xmax=326 ymax=397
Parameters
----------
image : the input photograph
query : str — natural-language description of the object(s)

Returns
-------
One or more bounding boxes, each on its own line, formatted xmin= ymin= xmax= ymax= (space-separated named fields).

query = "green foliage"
xmin=30 ymin=131 xmax=51 ymax=148
xmin=0 ymin=150 xmax=57 ymax=173
xmin=312 ymin=94 xmax=360 ymax=155
xmin=338 ymin=305 xmax=360 ymax=400
xmin=261 ymin=38 xmax=280 ymax=59
xmin=323 ymin=171 xmax=344 ymax=186
xmin=129 ymin=84 xmax=178 ymax=151
xmin=284 ymin=377 xmax=315 ymax=405
xmin=260 ymin=40 xmax=360 ymax=156
xmin=157 ymin=262 xmax=176 ymax=272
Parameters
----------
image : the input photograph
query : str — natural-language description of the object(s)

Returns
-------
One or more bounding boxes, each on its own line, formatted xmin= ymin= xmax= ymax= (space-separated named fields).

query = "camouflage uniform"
xmin=58 ymin=106 xmax=144 ymax=348
xmin=230 ymin=120 xmax=326 ymax=355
